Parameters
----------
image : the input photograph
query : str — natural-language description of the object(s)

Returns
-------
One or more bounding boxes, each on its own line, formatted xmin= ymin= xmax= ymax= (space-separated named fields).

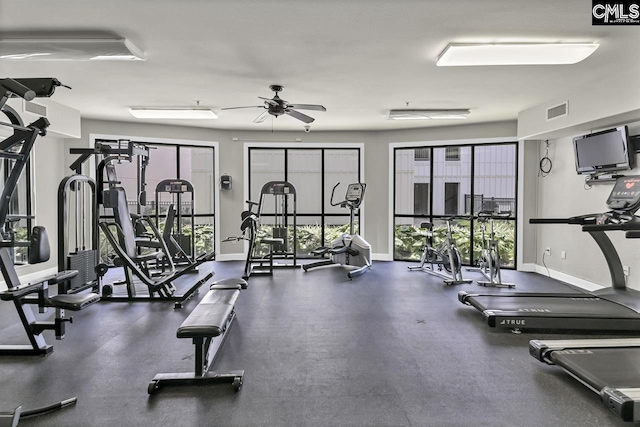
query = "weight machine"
xmin=254 ymin=181 xmax=299 ymax=269
xmin=153 ymin=179 xmax=196 ymax=266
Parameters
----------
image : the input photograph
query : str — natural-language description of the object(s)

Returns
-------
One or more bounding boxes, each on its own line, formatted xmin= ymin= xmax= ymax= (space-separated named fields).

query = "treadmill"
xmin=529 ymin=338 xmax=640 ymax=422
xmin=459 ymin=175 xmax=640 ymax=333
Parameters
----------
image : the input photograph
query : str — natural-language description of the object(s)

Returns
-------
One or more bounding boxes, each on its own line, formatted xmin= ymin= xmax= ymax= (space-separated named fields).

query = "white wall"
xmin=0 ymin=136 xmax=69 ymax=290
xmin=530 ymin=121 xmax=640 ymax=290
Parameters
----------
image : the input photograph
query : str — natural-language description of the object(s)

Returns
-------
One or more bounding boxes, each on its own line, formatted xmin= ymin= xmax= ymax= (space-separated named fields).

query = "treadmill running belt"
xmin=467 ymin=295 xmax=639 ymax=317
xmin=551 ymin=348 xmax=640 ymax=391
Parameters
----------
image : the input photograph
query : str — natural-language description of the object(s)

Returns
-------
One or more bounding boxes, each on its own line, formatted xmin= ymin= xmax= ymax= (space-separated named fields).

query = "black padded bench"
xmin=148 ymin=282 xmax=245 ymax=394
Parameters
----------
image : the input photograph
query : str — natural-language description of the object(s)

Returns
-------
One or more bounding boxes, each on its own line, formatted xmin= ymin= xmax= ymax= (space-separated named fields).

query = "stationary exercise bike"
xmin=467 ymin=210 xmax=514 ymax=288
xmin=303 ymin=182 xmax=372 ymax=279
xmin=408 ymin=216 xmax=471 ymax=286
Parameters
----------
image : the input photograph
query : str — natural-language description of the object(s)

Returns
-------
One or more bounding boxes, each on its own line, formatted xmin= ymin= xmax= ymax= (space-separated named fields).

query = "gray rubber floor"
xmin=0 ymin=261 xmax=634 ymax=426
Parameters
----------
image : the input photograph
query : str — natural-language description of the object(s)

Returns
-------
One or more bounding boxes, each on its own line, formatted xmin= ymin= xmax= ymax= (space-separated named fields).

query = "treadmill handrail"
xmin=583 ymin=221 xmax=640 ymax=232
xmin=529 ymin=214 xmax=598 ymax=225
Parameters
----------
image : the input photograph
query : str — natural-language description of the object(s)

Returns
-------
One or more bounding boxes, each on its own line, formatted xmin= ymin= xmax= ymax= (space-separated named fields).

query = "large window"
xmin=98 ymin=140 xmax=215 ymax=261
xmin=248 ymin=147 xmax=362 ymax=257
xmin=394 ymin=142 xmax=517 ymax=267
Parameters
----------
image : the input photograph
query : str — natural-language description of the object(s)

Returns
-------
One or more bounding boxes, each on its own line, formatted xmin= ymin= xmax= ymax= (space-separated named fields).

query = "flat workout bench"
xmin=148 ymin=279 xmax=246 ymax=394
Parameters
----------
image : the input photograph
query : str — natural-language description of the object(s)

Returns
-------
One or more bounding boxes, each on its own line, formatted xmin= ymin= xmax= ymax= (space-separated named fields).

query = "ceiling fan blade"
xmin=285 ymin=109 xmax=315 ymax=123
xmin=253 ymin=110 xmax=270 ymax=123
xmin=221 ymin=105 xmax=264 ymax=110
xmin=287 ymin=104 xmax=326 ymax=112
xmin=258 ymin=96 xmax=278 ymax=106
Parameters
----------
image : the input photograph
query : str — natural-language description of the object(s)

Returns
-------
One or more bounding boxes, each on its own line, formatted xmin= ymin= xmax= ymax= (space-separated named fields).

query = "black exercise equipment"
xmin=529 ymin=338 xmax=640 ymax=422
xmin=459 ymin=175 xmax=640 ymax=333
xmin=303 ymin=182 xmax=372 ymax=279
xmin=466 ymin=210 xmax=514 ymax=288
xmin=255 ymin=181 xmax=299 ymax=269
xmin=68 ymin=139 xmax=152 ymax=266
xmin=408 ymin=216 xmax=471 ymax=286
xmin=224 ymin=200 xmax=282 ymax=280
xmin=58 ymin=174 xmax=101 ymax=295
xmin=0 ymin=78 xmax=98 ymax=356
xmin=153 ymin=179 xmax=196 ymax=266
xmin=99 ymin=186 xmax=213 ymax=308
xmin=0 ymin=397 xmax=77 ymax=427
xmin=148 ymin=283 xmax=244 ymax=394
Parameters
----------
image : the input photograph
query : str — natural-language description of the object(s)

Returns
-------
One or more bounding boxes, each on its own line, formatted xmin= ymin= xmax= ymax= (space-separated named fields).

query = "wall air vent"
xmin=24 ymin=100 xmax=47 ymax=117
xmin=546 ymin=101 xmax=568 ymax=121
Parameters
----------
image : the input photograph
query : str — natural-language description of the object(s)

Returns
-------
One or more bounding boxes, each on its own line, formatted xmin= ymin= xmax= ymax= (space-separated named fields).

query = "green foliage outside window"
xmin=254 ymin=222 xmax=356 ymax=257
xmin=394 ymin=220 xmax=515 ymax=267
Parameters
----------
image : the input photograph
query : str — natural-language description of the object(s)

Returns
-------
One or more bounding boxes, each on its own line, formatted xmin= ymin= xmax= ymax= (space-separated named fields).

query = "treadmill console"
xmin=606 ymin=176 xmax=640 ymax=212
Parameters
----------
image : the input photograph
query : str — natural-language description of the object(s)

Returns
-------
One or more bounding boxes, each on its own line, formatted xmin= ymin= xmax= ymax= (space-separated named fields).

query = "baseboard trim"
xmin=217 ymin=253 xmax=393 ymax=262
xmin=533 ymin=264 xmax=605 ymax=292
xmin=216 ymin=253 xmax=245 ymax=262
xmin=372 ymin=253 xmax=393 ymax=261
xmin=519 ymin=263 xmax=537 ymax=272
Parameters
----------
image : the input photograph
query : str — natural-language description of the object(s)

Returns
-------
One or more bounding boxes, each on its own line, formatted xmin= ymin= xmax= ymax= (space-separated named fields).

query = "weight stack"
xmin=66 ymin=250 xmax=98 ymax=292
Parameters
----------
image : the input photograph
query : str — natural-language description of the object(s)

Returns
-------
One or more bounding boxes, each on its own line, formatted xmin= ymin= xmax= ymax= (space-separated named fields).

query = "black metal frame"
xmin=148 ymin=290 xmax=244 ymax=394
xmin=392 ymin=142 xmax=518 ymax=267
xmin=57 ymin=174 xmax=100 ymax=294
xmin=247 ymin=147 xmax=362 ymax=257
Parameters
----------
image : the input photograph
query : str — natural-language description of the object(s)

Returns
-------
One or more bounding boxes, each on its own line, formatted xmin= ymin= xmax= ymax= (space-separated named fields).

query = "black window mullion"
xmin=321 ymin=148 xmax=325 ymax=246
xmin=469 ymin=145 xmax=476 ymax=266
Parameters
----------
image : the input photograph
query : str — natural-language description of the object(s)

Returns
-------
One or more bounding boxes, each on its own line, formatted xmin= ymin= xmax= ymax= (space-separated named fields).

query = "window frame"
xmin=391 ymin=140 xmax=518 ymax=267
xmin=245 ymin=143 xmax=365 ymax=257
xmin=89 ymin=134 xmax=219 ymax=259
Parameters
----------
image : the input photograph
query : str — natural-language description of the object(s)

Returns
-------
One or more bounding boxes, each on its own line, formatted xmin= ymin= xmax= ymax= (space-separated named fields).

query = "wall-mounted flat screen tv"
xmin=573 ymin=126 xmax=635 ymax=175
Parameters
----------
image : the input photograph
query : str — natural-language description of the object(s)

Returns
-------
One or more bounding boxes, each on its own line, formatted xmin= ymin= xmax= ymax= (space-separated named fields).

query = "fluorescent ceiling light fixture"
xmin=0 ymin=38 xmax=145 ymax=61
xmin=129 ymin=108 xmax=218 ymax=119
xmin=388 ymin=109 xmax=470 ymax=120
xmin=436 ymin=43 xmax=599 ymax=66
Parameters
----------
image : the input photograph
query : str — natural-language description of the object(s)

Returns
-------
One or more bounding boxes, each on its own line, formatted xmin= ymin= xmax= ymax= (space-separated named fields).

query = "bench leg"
xmin=148 ymin=370 xmax=244 ymax=395
xmin=148 ymin=311 xmax=243 ymax=395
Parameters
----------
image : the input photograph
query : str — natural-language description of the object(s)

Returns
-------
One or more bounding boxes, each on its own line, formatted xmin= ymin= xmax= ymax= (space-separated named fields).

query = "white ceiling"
xmin=1 ymin=0 xmax=638 ymax=132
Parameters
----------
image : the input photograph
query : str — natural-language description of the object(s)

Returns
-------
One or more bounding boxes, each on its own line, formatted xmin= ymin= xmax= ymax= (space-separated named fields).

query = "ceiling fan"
xmin=222 ymin=85 xmax=326 ymax=124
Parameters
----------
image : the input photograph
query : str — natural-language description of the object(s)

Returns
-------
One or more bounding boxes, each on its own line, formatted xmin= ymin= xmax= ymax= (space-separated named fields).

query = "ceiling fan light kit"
xmin=129 ymin=108 xmax=218 ymax=119
xmin=436 ymin=42 xmax=599 ymax=66
xmin=222 ymin=85 xmax=326 ymax=124
xmin=0 ymin=37 xmax=145 ymax=61
xmin=388 ymin=109 xmax=471 ymax=120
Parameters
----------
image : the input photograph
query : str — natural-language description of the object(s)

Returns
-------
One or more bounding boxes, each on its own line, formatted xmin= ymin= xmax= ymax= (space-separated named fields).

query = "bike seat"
xmin=419 ymin=222 xmax=433 ymax=230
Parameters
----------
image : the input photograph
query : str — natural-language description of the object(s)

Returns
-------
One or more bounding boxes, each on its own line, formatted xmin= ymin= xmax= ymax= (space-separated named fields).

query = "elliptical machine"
xmin=303 ymin=182 xmax=372 ymax=279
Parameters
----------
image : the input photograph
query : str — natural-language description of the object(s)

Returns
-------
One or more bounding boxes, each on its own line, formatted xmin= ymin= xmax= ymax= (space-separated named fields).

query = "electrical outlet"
xmin=561 ymin=251 xmax=566 ymax=259
xmin=545 ymin=248 xmax=551 ymax=256
xmin=624 ymin=265 xmax=630 ymax=276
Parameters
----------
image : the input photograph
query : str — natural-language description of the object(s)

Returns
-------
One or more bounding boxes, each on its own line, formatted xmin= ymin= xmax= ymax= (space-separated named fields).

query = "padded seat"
xmin=419 ymin=222 xmax=433 ymax=229
xmin=210 ymin=278 xmax=248 ymax=290
xmin=49 ymin=293 xmax=101 ymax=311
xmin=0 ymin=270 xmax=79 ymax=301
xmin=177 ymin=290 xmax=239 ymax=338
xmin=261 ymin=237 xmax=283 ymax=245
